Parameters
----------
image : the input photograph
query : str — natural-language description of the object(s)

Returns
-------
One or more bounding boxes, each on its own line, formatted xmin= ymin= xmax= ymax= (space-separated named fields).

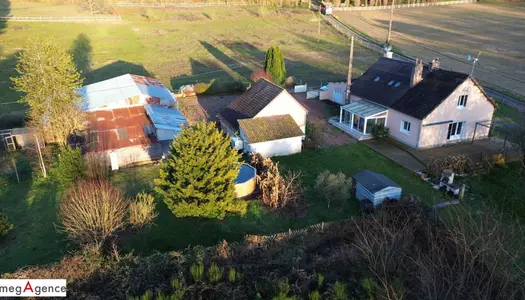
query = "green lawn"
xmin=465 ymin=163 xmax=525 ymax=221
xmin=0 ymin=143 xmax=441 ymax=274
xmin=494 ymin=102 xmax=524 ymax=125
xmin=0 ymin=6 xmax=379 ymax=117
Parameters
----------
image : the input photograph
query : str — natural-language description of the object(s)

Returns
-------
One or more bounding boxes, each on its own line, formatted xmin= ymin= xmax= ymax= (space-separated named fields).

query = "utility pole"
xmin=318 ymin=14 xmax=321 ymax=42
xmin=345 ymin=36 xmax=354 ymax=104
xmin=35 ymin=134 xmax=47 ymax=178
xmin=386 ymin=0 xmax=395 ymax=45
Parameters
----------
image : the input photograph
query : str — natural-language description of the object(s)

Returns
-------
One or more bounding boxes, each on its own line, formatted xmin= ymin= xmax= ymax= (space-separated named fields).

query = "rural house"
xmin=330 ymin=57 xmax=496 ymax=148
xmin=217 ymin=78 xmax=308 ymax=157
xmin=80 ymin=74 xmax=187 ymax=168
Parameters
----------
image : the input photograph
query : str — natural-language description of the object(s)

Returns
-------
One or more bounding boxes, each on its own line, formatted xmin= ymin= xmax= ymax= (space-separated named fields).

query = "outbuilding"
xmin=352 ymin=170 xmax=402 ymax=207
xmin=145 ymin=104 xmax=188 ymax=141
xmin=238 ymin=115 xmax=305 ymax=157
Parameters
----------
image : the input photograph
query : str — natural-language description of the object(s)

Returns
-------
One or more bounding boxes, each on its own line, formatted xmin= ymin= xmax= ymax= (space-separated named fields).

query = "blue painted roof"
xmin=79 ymin=74 xmax=175 ymax=111
xmin=145 ymin=104 xmax=188 ymax=131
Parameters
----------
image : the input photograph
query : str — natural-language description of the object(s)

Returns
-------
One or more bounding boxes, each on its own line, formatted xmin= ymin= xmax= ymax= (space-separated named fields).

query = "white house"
xmin=330 ymin=57 xmax=496 ymax=149
xmin=217 ymin=78 xmax=308 ymax=157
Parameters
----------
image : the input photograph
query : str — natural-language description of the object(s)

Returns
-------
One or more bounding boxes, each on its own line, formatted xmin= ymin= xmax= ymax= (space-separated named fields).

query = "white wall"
xmin=386 ymin=109 xmax=422 ymax=148
xmin=156 ymin=128 xmax=180 ymax=141
xmin=418 ymin=79 xmax=494 ymax=148
xmin=255 ymin=91 xmax=308 ymax=133
xmin=247 ymin=136 xmax=303 ymax=157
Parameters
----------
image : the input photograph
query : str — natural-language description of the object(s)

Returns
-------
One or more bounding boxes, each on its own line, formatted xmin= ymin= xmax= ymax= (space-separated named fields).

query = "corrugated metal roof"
xmin=145 ymin=104 xmax=188 ymax=131
xmin=86 ymin=106 xmax=157 ymax=153
xmin=79 ymin=74 xmax=175 ymax=111
xmin=342 ymin=100 xmax=387 ymax=118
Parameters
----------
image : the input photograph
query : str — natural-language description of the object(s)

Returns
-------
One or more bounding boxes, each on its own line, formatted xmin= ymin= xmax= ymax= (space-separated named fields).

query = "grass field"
xmin=0 ymin=143 xmax=442 ymax=274
xmin=0 ymin=0 xmax=116 ymax=17
xmin=334 ymin=2 xmax=525 ymax=97
xmin=0 ymin=5 xmax=379 ymax=123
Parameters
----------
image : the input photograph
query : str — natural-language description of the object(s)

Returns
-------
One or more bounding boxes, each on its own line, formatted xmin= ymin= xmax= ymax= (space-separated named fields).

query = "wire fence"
xmin=113 ymin=1 xmax=258 ymax=7
xmin=0 ymin=16 xmax=121 ymax=22
xmin=244 ymin=219 xmax=341 ymax=244
xmin=332 ymin=0 xmax=476 ymax=11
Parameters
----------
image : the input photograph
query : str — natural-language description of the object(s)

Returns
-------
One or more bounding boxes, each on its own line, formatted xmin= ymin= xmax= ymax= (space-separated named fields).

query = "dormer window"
xmin=374 ymin=76 xmax=380 ymax=82
xmin=458 ymin=95 xmax=468 ymax=107
xmin=388 ymin=80 xmax=395 ymax=86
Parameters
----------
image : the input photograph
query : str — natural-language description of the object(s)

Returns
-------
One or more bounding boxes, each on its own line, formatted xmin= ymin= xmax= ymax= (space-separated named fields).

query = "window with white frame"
xmin=458 ymin=95 xmax=468 ymax=107
xmin=400 ymin=120 xmax=411 ymax=134
xmin=447 ymin=121 xmax=464 ymax=140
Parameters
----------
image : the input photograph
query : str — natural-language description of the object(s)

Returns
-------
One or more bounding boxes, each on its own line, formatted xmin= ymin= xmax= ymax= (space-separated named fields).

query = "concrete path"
xmin=363 ymin=139 xmax=426 ymax=172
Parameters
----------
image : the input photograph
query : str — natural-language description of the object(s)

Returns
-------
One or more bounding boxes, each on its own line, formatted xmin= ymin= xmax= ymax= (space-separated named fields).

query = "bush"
xmin=190 ymin=262 xmax=204 ymax=282
xmin=251 ymin=153 xmax=305 ymax=215
xmin=0 ymin=211 xmax=13 ymax=238
xmin=59 ymin=180 xmax=129 ymax=247
xmin=330 ymin=281 xmax=348 ymax=300
xmin=371 ymin=124 xmax=390 ymax=140
xmin=129 ymin=193 xmax=157 ymax=227
xmin=208 ymin=262 xmax=224 ymax=283
xmin=55 ymin=146 xmax=85 ymax=188
xmin=85 ymin=153 xmax=112 ymax=181
xmin=228 ymin=268 xmax=236 ymax=283
xmin=315 ymin=170 xmax=352 ymax=208
xmin=155 ymin=122 xmax=247 ymax=219
xmin=0 ymin=176 xmax=8 ymax=197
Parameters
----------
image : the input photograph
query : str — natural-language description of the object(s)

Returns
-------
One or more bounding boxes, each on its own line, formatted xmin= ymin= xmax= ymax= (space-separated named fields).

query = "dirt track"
xmin=334 ymin=2 xmax=525 ymax=96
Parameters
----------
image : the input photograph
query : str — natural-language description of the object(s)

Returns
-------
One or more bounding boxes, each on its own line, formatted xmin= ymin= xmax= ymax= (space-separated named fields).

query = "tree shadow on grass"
xmin=87 ymin=60 xmax=154 ymax=85
xmin=0 ymin=51 xmax=26 ymax=129
xmin=0 ymin=0 xmax=10 ymax=35
xmin=0 ymin=174 xmax=68 ymax=274
xmin=69 ymin=33 xmax=93 ymax=83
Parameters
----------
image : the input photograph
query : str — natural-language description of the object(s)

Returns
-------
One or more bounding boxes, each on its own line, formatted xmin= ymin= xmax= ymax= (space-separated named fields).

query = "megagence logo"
xmin=0 ymin=279 xmax=67 ymax=297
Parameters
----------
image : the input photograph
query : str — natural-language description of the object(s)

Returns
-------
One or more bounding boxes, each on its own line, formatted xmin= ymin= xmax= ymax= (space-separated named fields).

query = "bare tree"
xmin=59 ymin=180 xmax=130 ymax=247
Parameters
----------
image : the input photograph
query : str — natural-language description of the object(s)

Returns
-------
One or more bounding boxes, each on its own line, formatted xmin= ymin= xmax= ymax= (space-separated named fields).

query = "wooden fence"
xmin=0 ymin=16 xmax=121 ymax=22
xmin=332 ymin=0 xmax=476 ymax=11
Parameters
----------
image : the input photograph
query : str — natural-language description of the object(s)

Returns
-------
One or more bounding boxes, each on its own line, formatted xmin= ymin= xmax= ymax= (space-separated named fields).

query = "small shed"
xmin=145 ymin=104 xmax=188 ymax=141
xmin=352 ymin=170 xmax=402 ymax=207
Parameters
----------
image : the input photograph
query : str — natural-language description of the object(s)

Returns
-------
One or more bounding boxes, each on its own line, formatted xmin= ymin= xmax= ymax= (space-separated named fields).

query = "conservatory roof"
xmin=342 ymin=100 xmax=387 ymax=118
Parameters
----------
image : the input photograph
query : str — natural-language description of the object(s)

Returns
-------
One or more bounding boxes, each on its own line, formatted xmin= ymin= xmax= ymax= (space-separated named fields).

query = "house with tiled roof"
xmin=217 ymin=78 xmax=308 ymax=157
xmin=330 ymin=57 xmax=496 ymax=149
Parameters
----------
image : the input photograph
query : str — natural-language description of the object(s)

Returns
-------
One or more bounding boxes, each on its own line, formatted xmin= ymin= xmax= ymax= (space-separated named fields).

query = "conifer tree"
xmin=154 ymin=122 xmax=247 ymax=219
xmin=264 ymin=46 xmax=287 ymax=85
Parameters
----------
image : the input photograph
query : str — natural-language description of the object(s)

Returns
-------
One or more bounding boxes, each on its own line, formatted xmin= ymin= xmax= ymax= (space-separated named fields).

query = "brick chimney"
xmin=430 ymin=57 xmax=440 ymax=72
xmin=410 ymin=58 xmax=424 ymax=88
